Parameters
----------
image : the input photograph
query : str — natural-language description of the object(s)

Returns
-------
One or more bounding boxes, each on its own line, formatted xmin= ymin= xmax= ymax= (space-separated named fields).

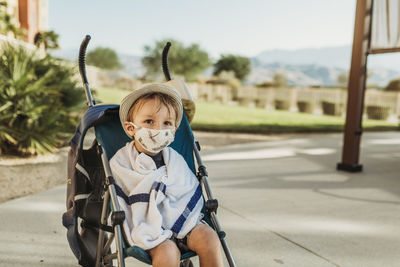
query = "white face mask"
xmin=129 ymin=122 xmax=175 ymax=154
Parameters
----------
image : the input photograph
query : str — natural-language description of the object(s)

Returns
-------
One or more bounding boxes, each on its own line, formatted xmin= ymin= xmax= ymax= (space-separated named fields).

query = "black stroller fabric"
xmin=62 ymin=105 xmax=118 ymax=267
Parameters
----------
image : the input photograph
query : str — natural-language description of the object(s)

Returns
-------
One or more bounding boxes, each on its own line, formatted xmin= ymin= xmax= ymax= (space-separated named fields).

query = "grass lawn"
xmin=94 ymin=87 xmax=399 ymax=134
xmin=192 ymin=102 xmax=399 ymax=133
xmin=93 ymin=87 xmax=130 ymax=104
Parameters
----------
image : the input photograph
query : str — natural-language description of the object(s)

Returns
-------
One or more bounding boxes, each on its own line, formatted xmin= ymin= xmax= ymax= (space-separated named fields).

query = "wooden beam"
xmin=369 ymin=47 xmax=400 ymax=54
xmin=337 ymin=0 xmax=372 ymax=172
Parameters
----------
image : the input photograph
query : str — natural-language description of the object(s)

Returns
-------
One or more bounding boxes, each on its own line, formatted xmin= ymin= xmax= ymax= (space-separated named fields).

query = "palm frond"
xmin=0 ymin=43 xmax=85 ymax=155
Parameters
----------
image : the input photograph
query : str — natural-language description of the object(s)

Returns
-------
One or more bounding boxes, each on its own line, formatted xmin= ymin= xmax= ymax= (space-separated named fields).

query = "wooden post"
xmin=337 ymin=0 xmax=372 ymax=172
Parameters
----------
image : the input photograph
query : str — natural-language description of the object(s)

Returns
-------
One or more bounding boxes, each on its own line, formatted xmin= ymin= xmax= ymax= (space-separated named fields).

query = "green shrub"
xmin=366 ymin=105 xmax=390 ymax=120
xmin=297 ymin=101 xmax=313 ymax=113
xmin=275 ymin=100 xmax=290 ymax=110
xmin=321 ymin=101 xmax=343 ymax=116
xmin=384 ymin=78 xmax=400 ymax=92
xmin=0 ymin=44 xmax=85 ymax=155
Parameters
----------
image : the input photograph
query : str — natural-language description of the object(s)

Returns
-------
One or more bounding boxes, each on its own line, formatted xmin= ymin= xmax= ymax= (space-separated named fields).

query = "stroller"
xmin=62 ymin=35 xmax=236 ymax=267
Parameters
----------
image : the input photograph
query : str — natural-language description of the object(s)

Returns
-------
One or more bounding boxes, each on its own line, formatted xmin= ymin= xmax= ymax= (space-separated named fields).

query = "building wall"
xmin=17 ymin=0 xmax=47 ymax=43
xmin=38 ymin=0 xmax=48 ymax=31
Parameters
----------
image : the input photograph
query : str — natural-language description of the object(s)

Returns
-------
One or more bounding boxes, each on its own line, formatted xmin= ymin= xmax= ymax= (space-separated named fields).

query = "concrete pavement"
xmin=1 ymin=132 xmax=400 ymax=266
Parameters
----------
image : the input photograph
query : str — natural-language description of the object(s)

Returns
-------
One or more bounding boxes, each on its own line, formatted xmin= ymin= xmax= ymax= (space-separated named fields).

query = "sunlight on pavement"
xmin=369 ymin=152 xmax=400 ymax=159
xmin=203 ymin=147 xmax=335 ymax=161
xmin=226 ymin=218 xmax=381 ymax=234
xmin=203 ymin=148 xmax=296 ymax=161
xmin=297 ymin=148 xmax=336 ymax=155
xmin=280 ymin=173 xmax=348 ymax=182
xmin=1 ymin=201 xmax=65 ymax=212
xmin=0 ymin=149 xmax=66 ymax=166
xmin=368 ymin=138 xmax=400 ymax=145
xmin=315 ymin=188 xmax=400 ymax=204
xmin=295 ymin=218 xmax=382 ymax=234
xmin=277 ymin=138 xmax=310 ymax=145
xmin=248 ymin=214 xmax=393 ymax=236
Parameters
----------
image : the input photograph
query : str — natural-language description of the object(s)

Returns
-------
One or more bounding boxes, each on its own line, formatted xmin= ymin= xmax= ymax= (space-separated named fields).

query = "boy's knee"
xmin=203 ymin=227 xmax=220 ymax=248
xmin=190 ymin=224 xmax=221 ymax=251
xmin=189 ymin=225 xmax=224 ymax=267
xmin=150 ymin=240 xmax=180 ymax=266
xmin=163 ymin=247 xmax=180 ymax=266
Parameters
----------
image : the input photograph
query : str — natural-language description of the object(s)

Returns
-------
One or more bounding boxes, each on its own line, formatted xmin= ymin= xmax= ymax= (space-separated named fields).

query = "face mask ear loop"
xmin=128 ymin=122 xmax=137 ymax=139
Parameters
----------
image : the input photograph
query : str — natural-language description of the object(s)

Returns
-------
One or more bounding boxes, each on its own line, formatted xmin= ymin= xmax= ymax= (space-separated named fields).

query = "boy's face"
xmin=124 ymin=98 xmax=177 ymax=155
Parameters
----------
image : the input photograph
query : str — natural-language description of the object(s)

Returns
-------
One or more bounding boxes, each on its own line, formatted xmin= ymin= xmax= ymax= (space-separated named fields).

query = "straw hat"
xmin=119 ymin=83 xmax=183 ymax=137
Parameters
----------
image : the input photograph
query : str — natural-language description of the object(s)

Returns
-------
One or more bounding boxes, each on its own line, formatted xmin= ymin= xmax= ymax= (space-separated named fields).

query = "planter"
xmin=275 ymin=100 xmax=290 ymax=110
xmin=366 ymin=105 xmax=390 ymax=120
xmin=0 ymin=147 xmax=69 ymax=203
xmin=255 ymin=98 xmax=267 ymax=108
xmin=297 ymin=101 xmax=313 ymax=113
xmin=321 ymin=101 xmax=343 ymax=116
xmin=238 ymin=97 xmax=256 ymax=107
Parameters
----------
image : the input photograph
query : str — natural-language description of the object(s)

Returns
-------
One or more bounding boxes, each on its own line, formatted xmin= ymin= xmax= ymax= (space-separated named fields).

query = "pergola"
xmin=338 ymin=0 xmax=400 ymax=172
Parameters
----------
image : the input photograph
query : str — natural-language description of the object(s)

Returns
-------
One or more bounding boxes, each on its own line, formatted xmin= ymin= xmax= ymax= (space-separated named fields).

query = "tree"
xmin=34 ymin=30 xmax=60 ymax=51
xmin=213 ymin=54 xmax=251 ymax=81
xmin=384 ymin=78 xmax=400 ymax=92
xmin=0 ymin=1 xmax=24 ymax=38
xmin=337 ymin=72 xmax=348 ymax=88
xmin=273 ymin=72 xmax=287 ymax=88
xmin=87 ymin=47 xmax=122 ymax=70
xmin=142 ymin=39 xmax=210 ymax=81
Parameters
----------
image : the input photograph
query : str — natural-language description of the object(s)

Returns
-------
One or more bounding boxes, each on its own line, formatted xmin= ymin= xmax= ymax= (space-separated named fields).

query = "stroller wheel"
xmin=180 ymin=259 xmax=194 ymax=267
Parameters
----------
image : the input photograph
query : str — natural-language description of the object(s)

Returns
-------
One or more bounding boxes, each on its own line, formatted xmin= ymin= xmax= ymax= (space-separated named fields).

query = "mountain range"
xmin=250 ymin=46 xmax=400 ymax=87
xmin=51 ymin=45 xmax=400 ymax=87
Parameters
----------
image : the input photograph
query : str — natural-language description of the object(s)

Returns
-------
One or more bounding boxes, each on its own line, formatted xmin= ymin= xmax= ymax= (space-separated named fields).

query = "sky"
xmin=48 ymin=0 xmax=357 ymax=58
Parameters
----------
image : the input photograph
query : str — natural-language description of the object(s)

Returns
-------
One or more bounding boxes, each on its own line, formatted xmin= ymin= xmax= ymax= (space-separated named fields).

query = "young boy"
xmin=110 ymin=83 xmax=223 ymax=267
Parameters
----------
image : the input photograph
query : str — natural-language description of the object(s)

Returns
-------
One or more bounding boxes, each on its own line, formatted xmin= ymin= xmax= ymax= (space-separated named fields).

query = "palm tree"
xmin=0 ymin=44 xmax=84 ymax=155
xmin=34 ymin=30 xmax=60 ymax=51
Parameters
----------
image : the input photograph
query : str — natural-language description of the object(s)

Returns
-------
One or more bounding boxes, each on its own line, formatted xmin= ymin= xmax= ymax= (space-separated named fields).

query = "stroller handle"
xmin=162 ymin=42 xmax=172 ymax=81
xmin=79 ymin=35 xmax=91 ymax=84
xmin=78 ymin=35 xmax=95 ymax=107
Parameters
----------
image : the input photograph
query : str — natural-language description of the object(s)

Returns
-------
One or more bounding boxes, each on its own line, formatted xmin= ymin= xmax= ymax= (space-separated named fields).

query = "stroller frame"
xmin=64 ymin=35 xmax=236 ymax=267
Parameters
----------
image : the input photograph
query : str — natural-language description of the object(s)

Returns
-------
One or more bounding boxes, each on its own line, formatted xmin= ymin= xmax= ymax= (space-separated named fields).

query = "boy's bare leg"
xmin=187 ymin=224 xmax=224 ymax=267
xmin=149 ymin=239 xmax=181 ymax=267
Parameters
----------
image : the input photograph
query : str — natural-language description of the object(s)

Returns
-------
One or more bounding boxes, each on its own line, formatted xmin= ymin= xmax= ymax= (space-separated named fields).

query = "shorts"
xmin=171 ymin=220 xmax=207 ymax=252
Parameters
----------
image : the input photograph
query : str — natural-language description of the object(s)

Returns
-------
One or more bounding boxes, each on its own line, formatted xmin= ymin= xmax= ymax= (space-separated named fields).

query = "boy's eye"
xmin=164 ymin=121 xmax=172 ymax=126
xmin=144 ymin=119 xmax=153 ymax=124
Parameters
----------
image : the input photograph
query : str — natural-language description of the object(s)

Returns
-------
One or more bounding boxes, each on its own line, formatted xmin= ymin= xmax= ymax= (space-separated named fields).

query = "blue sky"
xmin=48 ymin=0 xmax=357 ymax=58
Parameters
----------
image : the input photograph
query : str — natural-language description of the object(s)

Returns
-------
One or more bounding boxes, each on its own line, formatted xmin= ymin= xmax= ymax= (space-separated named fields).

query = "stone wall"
xmin=191 ymin=85 xmax=400 ymax=121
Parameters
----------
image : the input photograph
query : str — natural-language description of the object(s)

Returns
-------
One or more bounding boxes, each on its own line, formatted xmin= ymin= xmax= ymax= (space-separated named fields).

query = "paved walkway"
xmin=1 ymin=132 xmax=399 ymax=267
